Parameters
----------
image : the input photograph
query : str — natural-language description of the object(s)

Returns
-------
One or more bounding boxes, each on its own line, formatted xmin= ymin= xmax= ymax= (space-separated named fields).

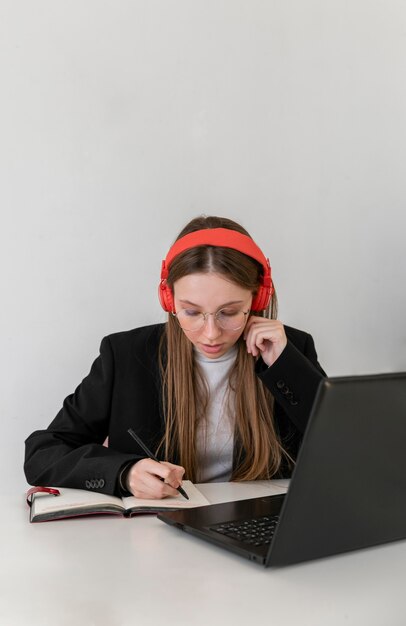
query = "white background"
xmin=1 ymin=1 xmax=405 ymax=490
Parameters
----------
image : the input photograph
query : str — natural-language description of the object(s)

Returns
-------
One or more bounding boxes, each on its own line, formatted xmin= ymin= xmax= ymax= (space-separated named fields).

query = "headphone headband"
xmin=162 ymin=228 xmax=267 ymax=277
xmin=159 ymin=227 xmax=274 ymax=312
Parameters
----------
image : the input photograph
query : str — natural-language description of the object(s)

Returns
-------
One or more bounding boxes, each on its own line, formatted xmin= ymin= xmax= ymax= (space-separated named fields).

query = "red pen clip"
xmin=26 ymin=486 xmax=60 ymax=507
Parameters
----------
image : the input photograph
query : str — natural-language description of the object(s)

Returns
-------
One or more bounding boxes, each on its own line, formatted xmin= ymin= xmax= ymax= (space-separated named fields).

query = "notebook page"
xmin=31 ymin=487 xmax=123 ymax=515
xmin=121 ymin=480 xmax=209 ymax=510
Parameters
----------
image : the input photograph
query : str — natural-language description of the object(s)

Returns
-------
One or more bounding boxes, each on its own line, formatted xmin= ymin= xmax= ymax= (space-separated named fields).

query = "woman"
xmin=24 ymin=215 xmax=326 ymax=499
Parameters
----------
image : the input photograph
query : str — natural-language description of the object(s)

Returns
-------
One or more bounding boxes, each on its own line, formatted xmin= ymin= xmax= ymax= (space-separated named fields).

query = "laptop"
xmin=158 ymin=372 xmax=406 ymax=566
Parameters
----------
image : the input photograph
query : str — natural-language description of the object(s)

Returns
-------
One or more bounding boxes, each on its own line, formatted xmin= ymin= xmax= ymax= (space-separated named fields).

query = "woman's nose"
xmin=202 ymin=314 xmax=222 ymax=339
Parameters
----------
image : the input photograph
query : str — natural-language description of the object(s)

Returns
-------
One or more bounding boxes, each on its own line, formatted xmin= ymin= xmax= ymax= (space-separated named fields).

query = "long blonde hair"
xmin=158 ymin=216 xmax=289 ymax=482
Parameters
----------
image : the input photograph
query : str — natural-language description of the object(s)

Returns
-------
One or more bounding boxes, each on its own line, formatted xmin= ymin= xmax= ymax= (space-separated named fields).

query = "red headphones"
xmin=158 ymin=228 xmax=274 ymax=312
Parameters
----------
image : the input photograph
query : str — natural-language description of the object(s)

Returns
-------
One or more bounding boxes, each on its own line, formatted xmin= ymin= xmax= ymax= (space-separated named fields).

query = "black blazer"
xmin=24 ymin=323 xmax=326 ymax=496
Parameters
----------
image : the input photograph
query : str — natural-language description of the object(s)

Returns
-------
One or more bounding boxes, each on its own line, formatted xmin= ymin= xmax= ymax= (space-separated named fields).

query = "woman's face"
xmin=173 ymin=272 xmax=253 ymax=359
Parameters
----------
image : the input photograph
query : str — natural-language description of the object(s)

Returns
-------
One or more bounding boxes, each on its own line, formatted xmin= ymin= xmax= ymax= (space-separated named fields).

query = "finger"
xmin=253 ymin=329 xmax=286 ymax=353
xmin=243 ymin=316 xmax=263 ymax=339
xmin=140 ymin=472 xmax=181 ymax=498
xmin=245 ymin=321 xmax=284 ymax=344
xmin=137 ymin=459 xmax=185 ymax=491
xmin=245 ymin=327 xmax=285 ymax=358
xmin=251 ymin=330 xmax=271 ymax=350
xmin=160 ymin=463 xmax=185 ymax=488
xmin=130 ymin=469 xmax=180 ymax=499
xmin=138 ymin=458 xmax=179 ymax=482
xmin=245 ymin=326 xmax=268 ymax=354
xmin=243 ymin=317 xmax=273 ymax=341
xmin=160 ymin=461 xmax=186 ymax=478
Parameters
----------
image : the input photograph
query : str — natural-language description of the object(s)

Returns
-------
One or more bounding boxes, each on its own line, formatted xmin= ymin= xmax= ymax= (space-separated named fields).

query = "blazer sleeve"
xmin=255 ymin=331 xmax=326 ymax=434
xmin=24 ymin=336 xmax=141 ymax=496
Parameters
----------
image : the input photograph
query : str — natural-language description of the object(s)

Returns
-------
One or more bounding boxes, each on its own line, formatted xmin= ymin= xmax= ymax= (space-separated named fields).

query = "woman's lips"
xmin=200 ymin=344 xmax=223 ymax=354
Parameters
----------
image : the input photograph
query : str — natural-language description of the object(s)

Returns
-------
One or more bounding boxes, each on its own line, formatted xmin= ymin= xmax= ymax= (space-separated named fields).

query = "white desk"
xmin=1 ymin=482 xmax=405 ymax=626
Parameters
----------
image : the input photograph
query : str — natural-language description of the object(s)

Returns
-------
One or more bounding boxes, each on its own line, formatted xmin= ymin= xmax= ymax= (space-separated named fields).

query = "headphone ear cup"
xmin=251 ymin=285 xmax=269 ymax=311
xmin=158 ymin=280 xmax=174 ymax=312
xmin=251 ymin=280 xmax=273 ymax=311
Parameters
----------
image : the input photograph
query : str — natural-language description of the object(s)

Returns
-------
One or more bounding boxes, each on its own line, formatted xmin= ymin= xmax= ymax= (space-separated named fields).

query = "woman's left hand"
xmin=243 ymin=317 xmax=287 ymax=367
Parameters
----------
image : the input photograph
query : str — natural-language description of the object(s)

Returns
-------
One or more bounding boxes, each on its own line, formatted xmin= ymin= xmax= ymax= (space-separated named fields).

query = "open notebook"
xmin=27 ymin=481 xmax=209 ymax=522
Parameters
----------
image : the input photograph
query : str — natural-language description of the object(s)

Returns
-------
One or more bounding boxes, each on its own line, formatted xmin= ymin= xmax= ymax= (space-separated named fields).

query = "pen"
xmin=127 ymin=428 xmax=189 ymax=500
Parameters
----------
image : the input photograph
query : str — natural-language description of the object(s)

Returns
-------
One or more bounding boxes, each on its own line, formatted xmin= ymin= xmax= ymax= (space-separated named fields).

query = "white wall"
xmin=1 ymin=1 xmax=405 ymax=490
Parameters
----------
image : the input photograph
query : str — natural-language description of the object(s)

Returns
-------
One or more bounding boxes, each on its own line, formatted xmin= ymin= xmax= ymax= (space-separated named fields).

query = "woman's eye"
xmin=183 ymin=309 xmax=200 ymax=317
xmin=219 ymin=309 xmax=239 ymax=317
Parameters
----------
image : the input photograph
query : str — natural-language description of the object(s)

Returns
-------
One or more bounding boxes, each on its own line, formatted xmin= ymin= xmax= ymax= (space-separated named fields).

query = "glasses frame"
xmin=172 ymin=308 xmax=251 ymax=332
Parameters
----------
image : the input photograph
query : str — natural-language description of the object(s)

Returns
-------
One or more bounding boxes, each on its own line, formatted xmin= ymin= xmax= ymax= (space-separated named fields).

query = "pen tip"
xmin=180 ymin=488 xmax=189 ymax=500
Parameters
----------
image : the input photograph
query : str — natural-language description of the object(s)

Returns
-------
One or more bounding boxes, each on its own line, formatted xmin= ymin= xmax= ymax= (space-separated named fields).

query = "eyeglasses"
xmin=172 ymin=308 xmax=250 ymax=332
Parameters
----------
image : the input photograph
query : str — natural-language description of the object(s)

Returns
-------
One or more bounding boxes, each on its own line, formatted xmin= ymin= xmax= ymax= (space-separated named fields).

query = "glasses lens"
xmin=176 ymin=310 xmax=204 ymax=331
xmin=216 ymin=309 xmax=246 ymax=330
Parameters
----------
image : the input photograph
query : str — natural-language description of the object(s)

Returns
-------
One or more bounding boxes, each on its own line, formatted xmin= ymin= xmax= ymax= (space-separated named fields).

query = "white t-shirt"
xmin=194 ymin=346 xmax=237 ymax=482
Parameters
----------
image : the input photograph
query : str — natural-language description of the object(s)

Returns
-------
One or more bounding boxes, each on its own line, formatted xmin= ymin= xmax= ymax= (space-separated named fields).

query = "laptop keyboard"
xmin=209 ymin=515 xmax=279 ymax=547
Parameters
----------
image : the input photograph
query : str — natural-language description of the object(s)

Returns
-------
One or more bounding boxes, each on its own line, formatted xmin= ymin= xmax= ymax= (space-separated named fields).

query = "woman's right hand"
xmin=125 ymin=458 xmax=186 ymax=499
